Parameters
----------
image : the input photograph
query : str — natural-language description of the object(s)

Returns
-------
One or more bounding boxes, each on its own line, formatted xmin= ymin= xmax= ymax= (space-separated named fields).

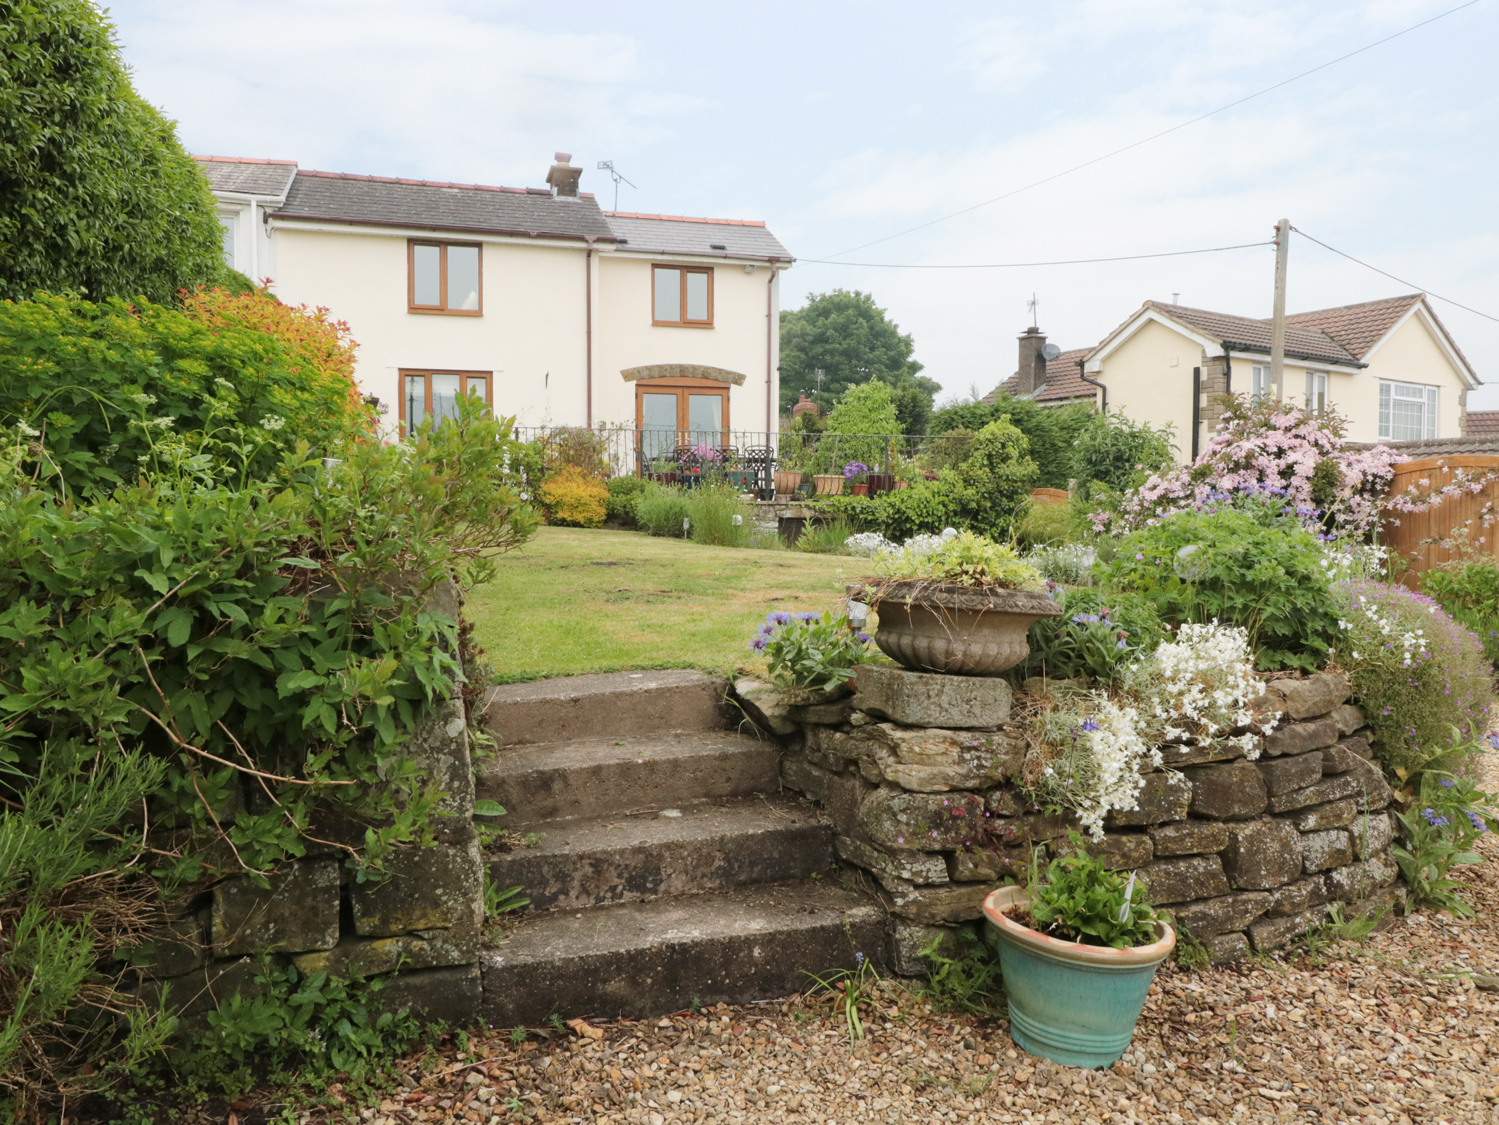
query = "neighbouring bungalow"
xmin=197 ymin=153 xmax=793 ymax=446
xmin=985 ymin=294 xmax=1480 ymax=460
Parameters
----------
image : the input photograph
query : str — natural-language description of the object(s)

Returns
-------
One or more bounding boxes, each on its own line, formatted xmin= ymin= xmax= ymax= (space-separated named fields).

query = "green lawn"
xmin=465 ymin=527 xmax=865 ymax=683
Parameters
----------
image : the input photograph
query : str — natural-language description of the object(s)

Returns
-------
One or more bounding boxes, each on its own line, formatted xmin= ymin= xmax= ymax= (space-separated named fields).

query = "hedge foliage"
xmin=0 ymin=0 xmax=227 ymax=303
xmin=0 ymin=291 xmax=371 ymax=499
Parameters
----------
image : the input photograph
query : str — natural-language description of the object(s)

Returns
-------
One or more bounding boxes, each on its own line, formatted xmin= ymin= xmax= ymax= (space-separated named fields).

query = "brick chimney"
xmin=1016 ymin=326 xmax=1048 ymax=395
xmin=546 ymin=152 xmax=581 ymax=199
xmin=791 ymin=395 xmax=820 ymax=419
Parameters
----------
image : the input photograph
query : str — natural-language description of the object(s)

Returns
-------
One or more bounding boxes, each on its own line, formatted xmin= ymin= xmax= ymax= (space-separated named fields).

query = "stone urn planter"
xmin=983 ymin=886 xmax=1175 ymax=1069
xmin=812 ymin=473 xmax=845 ymax=496
xmin=853 ymin=580 xmax=1061 ymax=676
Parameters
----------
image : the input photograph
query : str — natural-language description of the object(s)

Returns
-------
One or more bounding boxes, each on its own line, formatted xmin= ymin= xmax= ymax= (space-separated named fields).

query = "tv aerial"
xmin=1041 ymin=343 xmax=1062 ymax=361
xmin=595 ymin=161 xmax=636 ymax=211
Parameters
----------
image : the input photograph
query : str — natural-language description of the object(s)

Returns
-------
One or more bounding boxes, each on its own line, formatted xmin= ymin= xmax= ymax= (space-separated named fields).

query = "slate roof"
xmin=604 ymin=212 xmax=792 ymax=262
xmin=981 ymin=347 xmax=1096 ymax=405
xmin=1147 ymin=301 xmax=1362 ymax=366
xmin=195 ymin=155 xmax=298 ymax=198
xmin=272 ymin=169 xmax=618 ymax=243
xmin=1284 ymin=293 xmax=1424 ymax=359
xmin=1346 ymin=434 xmax=1499 ymax=456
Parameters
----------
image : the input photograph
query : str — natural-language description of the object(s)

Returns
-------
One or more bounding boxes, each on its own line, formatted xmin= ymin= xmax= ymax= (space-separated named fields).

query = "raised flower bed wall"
xmin=737 ymin=667 xmax=1402 ymax=970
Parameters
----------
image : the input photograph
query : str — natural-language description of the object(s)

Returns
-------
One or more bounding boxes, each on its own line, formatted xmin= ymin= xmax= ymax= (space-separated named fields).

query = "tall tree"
xmin=779 ymin=289 xmax=938 ymax=424
xmin=0 ymin=0 xmax=227 ymax=303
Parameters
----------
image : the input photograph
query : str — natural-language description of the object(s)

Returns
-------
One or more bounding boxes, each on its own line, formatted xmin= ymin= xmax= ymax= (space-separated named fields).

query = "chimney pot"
xmin=547 ymin=153 xmax=582 ymax=199
xmin=555 ymin=152 xmax=573 ymax=163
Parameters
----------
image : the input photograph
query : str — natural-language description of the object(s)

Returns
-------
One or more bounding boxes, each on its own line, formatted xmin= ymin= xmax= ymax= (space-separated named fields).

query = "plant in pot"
xmin=812 ymin=467 xmax=845 ymax=496
xmin=852 ymin=530 xmax=1061 ymax=675
xmin=984 ymin=836 xmax=1173 ymax=1069
xmin=843 ymin=461 xmax=871 ymax=495
xmin=647 ymin=456 xmax=677 ymax=484
xmin=748 ymin=608 xmax=871 ymax=704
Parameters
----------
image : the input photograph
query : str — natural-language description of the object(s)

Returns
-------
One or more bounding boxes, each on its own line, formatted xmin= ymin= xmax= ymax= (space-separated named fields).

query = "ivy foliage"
xmin=0 ymin=291 xmax=372 ymax=500
xmin=0 ymin=0 xmax=228 ymax=303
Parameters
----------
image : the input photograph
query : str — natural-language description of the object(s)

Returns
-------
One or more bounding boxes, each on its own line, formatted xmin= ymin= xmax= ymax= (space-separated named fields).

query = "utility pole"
xmin=1270 ymin=218 xmax=1289 ymax=401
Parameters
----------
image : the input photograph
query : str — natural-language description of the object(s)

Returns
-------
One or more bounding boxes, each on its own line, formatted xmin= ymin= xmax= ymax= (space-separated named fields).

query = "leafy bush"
xmin=605 ymin=475 xmax=647 ymax=526
xmin=749 ymin=609 xmax=870 ymax=692
xmin=1392 ymin=765 xmax=1498 ymax=917
xmin=930 ymin=396 xmax=1091 ymax=490
xmin=953 ymin=418 xmax=1038 ymax=537
xmin=1070 ymin=411 xmax=1175 ymax=497
xmin=1107 ymin=502 xmax=1340 ymax=671
xmin=822 ymin=475 xmax=963 ymax=542
xmin=1332 ymin=580 xmax=1494 ymax=779
xmin=0 ymin=396 xmax=536 ymax=1113
xmin=1013 ymin=500 xmax=1076 ymax=549
xmin=1011 ymin=588 xmax=1165 ymax=684
xmin=0 ymin=0 xmax=228 ymax=303
xmin=685 ymin=484 xmax=752 ymax=547
xmin=1421 ymin=561 xmax=1499 ymax=666
xmin=1115 ymin=396 xmax=1401 ymax=540
xmin=872 ymin=530 xmax=1042 ymax=589
xmin=1027 ymin=833 xmax=1157 ymax=948
xmin=539 ymin=465 xmax=608 ymax=527
xmin=634 ymin=482 xmax=691 ymax=537
xmin=0 ymin=292 xmax=371 ymax=498
xmin=815 ymin=381 xmax=902 ymax=472
xmin=796 ymin=516 xmax=856 ymax=554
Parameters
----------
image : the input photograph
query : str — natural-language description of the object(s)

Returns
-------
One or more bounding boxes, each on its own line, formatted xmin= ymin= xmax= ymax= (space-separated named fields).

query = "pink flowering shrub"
xmin=1106 ymin=396 xmax=1403 ymax=540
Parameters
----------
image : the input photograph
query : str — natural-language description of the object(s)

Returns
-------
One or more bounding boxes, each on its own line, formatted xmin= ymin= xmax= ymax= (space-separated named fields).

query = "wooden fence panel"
xmin=1383 ymin=455 xmax=1499 ymax=586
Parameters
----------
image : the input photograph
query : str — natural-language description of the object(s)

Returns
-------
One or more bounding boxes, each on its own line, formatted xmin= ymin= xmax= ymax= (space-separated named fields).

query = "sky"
xmin=110 ymin=0 xmax=1499 ymax=408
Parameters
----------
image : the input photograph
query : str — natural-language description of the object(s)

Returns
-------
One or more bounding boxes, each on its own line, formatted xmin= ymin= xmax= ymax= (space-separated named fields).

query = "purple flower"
xmin=1422 ymin=808 xmax=1450 ymax=828
xmin=1469 ymin=812 xmax=1487 ymax=833
xmin=795 ymin=611 xmax=820 ymax=622
xmin=748 ymin=637 xmax=768 ymax=652
xmin=767 ymin=611 xmax=792 ymax=625
xmin=854 ymin=632 xmax=872 ymax=644
xmin=1135 ymin=553 xmax=1144 ymax=561
xmin=1440 ymin=777 xmax=1455 ymax=790
xmin=1079 ymin=719 xmax=1101 ymax=732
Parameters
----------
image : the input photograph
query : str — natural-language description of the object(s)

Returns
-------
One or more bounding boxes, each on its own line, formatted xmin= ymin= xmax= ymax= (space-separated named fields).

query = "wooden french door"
xmin=634 ymin=379 xmax=729 ymax=463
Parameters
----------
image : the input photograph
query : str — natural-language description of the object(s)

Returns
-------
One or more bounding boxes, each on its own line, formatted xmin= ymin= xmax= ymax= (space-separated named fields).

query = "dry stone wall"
xmin=741 ymin=665 xmax=1403 ymax=970
xmin=133 ymin=584 xmax=484 ymax=1026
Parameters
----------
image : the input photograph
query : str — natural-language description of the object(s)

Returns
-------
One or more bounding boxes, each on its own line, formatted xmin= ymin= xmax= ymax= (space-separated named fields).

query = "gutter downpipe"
xmin=766 ymin=263 xmax=778 ymax=434
xmin=1191 ymin=366 xmax=1201 ymax=461
xmin=1077 ymin=358 xmax=1106 ymax=415
xmin=585 ymin=238 xmax=594 ymax=428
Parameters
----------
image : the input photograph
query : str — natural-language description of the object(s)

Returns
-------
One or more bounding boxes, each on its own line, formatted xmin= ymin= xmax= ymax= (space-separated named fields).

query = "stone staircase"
xmin=474 ymin=670 xmax=885 ymax=1026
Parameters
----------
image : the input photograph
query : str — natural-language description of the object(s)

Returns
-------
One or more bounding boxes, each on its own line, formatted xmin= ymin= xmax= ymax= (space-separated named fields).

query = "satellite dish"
xmin=1041 ymin=343 xmax=1062 ymax=361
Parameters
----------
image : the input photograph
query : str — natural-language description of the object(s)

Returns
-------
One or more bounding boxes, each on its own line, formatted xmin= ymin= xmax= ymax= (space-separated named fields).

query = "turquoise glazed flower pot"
xmin=983 ymin=886 xmax=1174 ymax=1070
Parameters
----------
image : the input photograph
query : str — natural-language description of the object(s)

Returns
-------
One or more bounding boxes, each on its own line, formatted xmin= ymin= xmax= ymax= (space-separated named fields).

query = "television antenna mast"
xmin=595 ymin=161 xmax=636 ymax=211
xmin=1026 ymin=293 xmax=1040 ymax=328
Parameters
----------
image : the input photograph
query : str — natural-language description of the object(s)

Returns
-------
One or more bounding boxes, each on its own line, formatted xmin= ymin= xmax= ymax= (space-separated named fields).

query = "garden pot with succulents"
xmin=812 ymin=473 xmax=845 ymax=496
xmin=855 ymin=580 xmax=1060 ymax=676
xmin=983 ymin=885 xmax=1175 ymax=1069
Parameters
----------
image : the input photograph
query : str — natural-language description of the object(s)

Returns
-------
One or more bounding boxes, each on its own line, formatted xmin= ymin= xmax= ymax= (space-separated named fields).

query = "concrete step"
xmin=476 ymin=730 xmax=780 ymax=827
xmin=479 ymin=879 xmax=886 ymax=1026
xmin=485 ymin=795 xmax=834 ymax=913
xmin=480 ymin=670 xmax=730 ymax=747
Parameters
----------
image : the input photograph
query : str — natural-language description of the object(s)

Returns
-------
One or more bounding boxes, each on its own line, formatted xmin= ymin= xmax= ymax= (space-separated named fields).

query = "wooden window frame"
xmin=634 ymin=378 xmax=730 ymax=433
xmin=407 ymin=240 xmax=484 ymax=316
xmin=398 ymin=369 xmax=493 ymax=437
xmin=651 ymin=264 xmax=715 ymax=328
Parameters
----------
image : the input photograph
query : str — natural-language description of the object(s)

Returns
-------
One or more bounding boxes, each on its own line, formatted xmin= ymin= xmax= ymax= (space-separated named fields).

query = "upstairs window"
xmin=1305 ymin=370 xmax=1328 ymax=412
xmin=409 ymin=241 xmax=482 ymax=314
xmin=1379 ymin=380 xmax=1438 ymax=441
xmin=400 ymin=370 xmax=491 ymax=437
xmin=652 ymin=265 xmax=713 ymax=326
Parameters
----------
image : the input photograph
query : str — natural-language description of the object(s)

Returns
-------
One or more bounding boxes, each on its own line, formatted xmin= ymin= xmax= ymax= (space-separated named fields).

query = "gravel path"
xmin=338 ymin=835 xmax=1499 ymax=1125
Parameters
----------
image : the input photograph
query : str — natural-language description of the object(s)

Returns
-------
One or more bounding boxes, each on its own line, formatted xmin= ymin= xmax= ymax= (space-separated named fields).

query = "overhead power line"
xmin=801 ymin=239 xmax=1272 ymax=269
xmin=1291 ymin=226 xmax=1499 ymax=325
xmin=815 ymin=0 xmax=1485 ymax=262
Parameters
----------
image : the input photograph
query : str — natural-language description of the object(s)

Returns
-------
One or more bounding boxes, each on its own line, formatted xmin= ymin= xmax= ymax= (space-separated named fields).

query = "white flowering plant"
xmin=1122 ymin=622 xmax=1270 ymax=753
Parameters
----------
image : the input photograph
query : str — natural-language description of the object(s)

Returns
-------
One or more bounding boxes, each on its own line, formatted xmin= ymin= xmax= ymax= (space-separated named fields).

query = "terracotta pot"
xmin=854 ymin=580 xmax=1061 ymax=675
xmin=851 ymin=482 xmax=869 ymax=495
xmin=895 ymin=480 xmax=910 ymax=490
xmin=812 ymin=473 xmax=845 ymax=496
xmin=774 ymin=470 xmax=802 ymax=495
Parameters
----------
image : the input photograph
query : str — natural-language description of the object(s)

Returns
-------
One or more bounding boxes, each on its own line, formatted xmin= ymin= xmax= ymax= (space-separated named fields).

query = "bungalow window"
xmin=1305 ymin=370 xmax=1328 ymax=413
xmin=218 ymin=214 xmax=237 ymax=270
xmin=1379 ymin=380 xmax=1438 ymax=441
xmin=400 ymin=370 xmax=491 ymax=437
xmin=409 ymin=241 xmax=482 ymax=314
xmin=652 ymin=265 xmax=713 ymax=326
xmin=1250 ymin=364 xmax=1274 ymax=399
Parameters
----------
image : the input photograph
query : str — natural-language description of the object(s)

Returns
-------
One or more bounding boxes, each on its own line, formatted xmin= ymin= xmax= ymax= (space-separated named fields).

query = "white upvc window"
xmin=1378 ymin=380 xmax=1438 ymax=441
xmin=1250 ymin=364 xmax=1274 ymax=399
xmin=218 ymin=213 xmax=237 ymax=270
xmin=1305 ymin=370 xmax=1328 ymax=413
